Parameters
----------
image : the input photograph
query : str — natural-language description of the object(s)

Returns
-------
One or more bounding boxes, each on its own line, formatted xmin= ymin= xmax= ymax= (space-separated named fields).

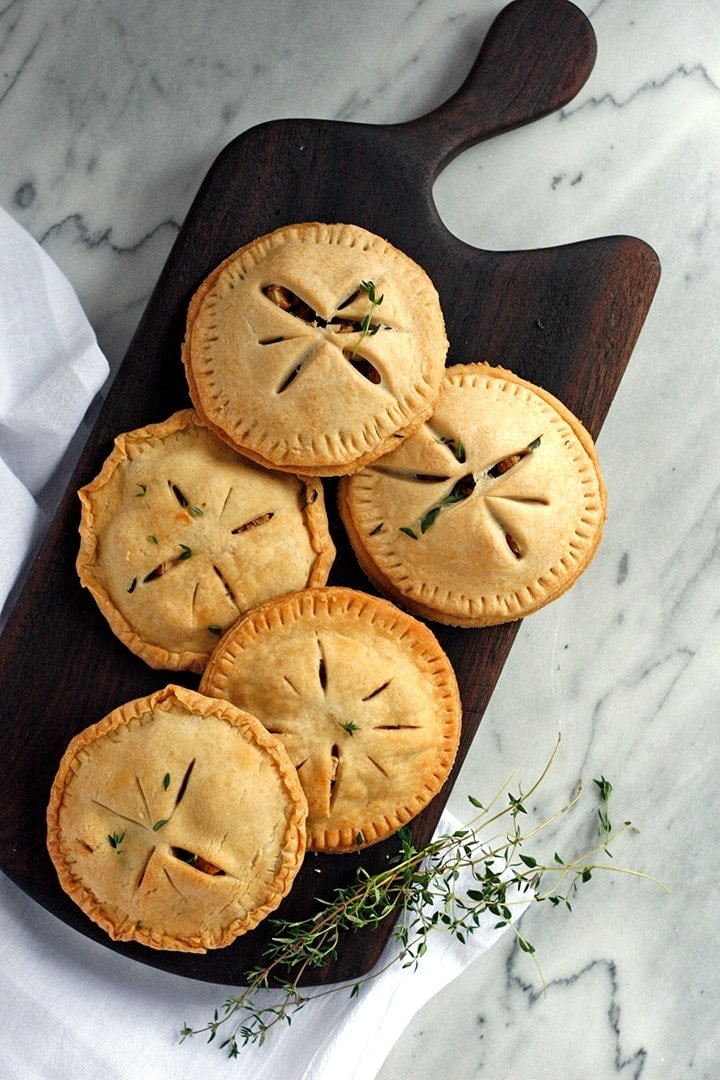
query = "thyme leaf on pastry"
xmin=135 ymin=483 xmax=148 ymax=497
xmin=338 ymin=720 xmax=359 ymax=736
xmin=416 ymin=474 xmax=477 ymax=535
xmin=108 ymin=831 xmax=125 ymax=855
xmin=180 ymin=738 xmax=662 ymax=1058
xmin=436 ymin=435 xmax=466 ymax=463
xmin=349 ymin=279 xmax=384 ymax=359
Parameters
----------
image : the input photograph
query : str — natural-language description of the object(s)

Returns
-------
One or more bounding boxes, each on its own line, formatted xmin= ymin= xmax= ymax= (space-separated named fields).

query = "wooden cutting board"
xmin=0 ymin=0 xmax=659 ymax=987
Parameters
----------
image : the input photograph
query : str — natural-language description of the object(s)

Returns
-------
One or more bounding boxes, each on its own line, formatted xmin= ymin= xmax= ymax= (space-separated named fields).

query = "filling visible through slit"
xmin=171 ymin=848 xmax=225 ymax=875
xmin=142 ymin=545 xmax=193 ymax=583
xmin=505 ymin=532 xmax=522 ymax=558
xmin=231 ymin=510 xmax=275 ymax=534
xmin=488 ymin=436 xmax=542 ymax=478
xmin=329 ymin=744 xmax=340 ymax=806
xmin=263 ymin=281 xmax=389 ymax=391
xmin=344 ymin=354 xmax=382 ymax=384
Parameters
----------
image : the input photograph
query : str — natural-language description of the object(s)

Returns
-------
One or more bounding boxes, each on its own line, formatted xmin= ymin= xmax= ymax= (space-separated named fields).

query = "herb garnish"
xmin=178 ymin=544 xmax=193 ymax=560
xmin=408 ymin=474 xmax=477 ymax=536
xmin=163 ymin=773 xmax=171 ymax=791
xmin=180 ymin=740 xmax=662 ymax=1058
xmin=339 ymin=720 xmax=359 ymax=736
xmin=108 ymin=831 xmax=125 ymax=855
xmin=135 ymin=483 xmax=147 ymax=497
xmin=436 ymin=435 xmax=466 ymax=463
xmin=350 ymin=280 xmax=384 ymax=359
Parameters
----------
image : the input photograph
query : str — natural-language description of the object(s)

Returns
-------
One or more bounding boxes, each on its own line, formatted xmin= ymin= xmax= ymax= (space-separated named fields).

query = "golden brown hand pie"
xmin=76 ymin=408 xmax=334 ymax=672
xmin=200 ymin=586 xmax=462 ymax=854
xmin=46 ymin=684 xmax=307 ymax=953
xmin=182 ymin=222 xmax=448 ymax=475
xmin=338 ymin=363 xmax=607 ymax=626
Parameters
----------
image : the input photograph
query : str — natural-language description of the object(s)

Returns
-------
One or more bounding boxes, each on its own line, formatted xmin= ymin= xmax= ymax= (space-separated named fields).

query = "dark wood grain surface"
xmin=0 ymin=0 xmax=660 ymax=987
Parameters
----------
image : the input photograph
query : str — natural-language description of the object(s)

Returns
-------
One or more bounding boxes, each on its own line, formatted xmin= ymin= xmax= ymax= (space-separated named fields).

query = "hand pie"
xmin=200 ymin=586 xmax=462 ymax=854
xmin=182 ymin=222 xmax=448 ymax=475
xmin=338 ymin=363 xmax=607 ymax=626
xmin=46 ymin=684 xmax=307 ymax=953
xmin=76 ymin=408 xmax=334 ymax=672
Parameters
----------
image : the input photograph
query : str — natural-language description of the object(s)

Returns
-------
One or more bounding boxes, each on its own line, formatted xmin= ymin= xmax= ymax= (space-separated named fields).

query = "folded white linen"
xmin=0 ymin=205 xmax=108 ymax=616
xmin=0 ymin=809 xmax=527 ymax=1080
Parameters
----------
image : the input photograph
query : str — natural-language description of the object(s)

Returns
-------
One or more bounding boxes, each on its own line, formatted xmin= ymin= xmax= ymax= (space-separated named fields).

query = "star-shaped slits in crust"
xmin=261 ymin=280 xmax=395 ymax=395
xmin=259 ymin=629 xmax=435 ymax=826
xmin=89 ymin=758 xmax=232 ymax=902
xmin=374 ymin=429 xmax=548 ymax=561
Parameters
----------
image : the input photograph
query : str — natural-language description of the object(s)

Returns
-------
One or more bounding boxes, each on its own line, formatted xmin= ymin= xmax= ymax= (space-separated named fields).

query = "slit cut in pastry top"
xmin=337 ymin=363 xmax=607 ymax=628
xmin=182 ymin=222 xmax=449 ymax=475
xmin=199 ymin=586 xmax=462 ymax=853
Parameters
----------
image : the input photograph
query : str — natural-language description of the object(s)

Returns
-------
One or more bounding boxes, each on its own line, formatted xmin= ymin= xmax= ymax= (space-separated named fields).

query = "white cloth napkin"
xmin=0 ymin=204 xmax=108 ymax=618
xmin=0 ymin=208 xmax=527 ymax=1078
xmin=0 ymin=809 xmax=527 ymax=1080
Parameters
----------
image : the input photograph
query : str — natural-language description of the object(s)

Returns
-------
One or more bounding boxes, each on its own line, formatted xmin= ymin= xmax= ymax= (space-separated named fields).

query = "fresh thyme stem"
xmin=180 ymin=736 xmax=662 ymax=1059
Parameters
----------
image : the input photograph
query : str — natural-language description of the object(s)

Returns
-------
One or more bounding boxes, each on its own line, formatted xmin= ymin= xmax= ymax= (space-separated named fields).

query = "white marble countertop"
xmin=1 ymin=1 xmax=719 ymax=1076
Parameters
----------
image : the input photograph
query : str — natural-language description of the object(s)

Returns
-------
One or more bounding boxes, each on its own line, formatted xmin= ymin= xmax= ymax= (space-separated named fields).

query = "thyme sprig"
xmin=350 ymin=279 xmax=384 ymax=358
xmin=180 ymin=740 xmax=662 ymax=1058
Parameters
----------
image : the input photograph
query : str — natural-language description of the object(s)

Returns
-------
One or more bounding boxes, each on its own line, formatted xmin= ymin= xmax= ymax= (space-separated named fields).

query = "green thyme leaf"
xmin=399 ymin=526 xmax=418 ymax=539
xmin=153 ymin=818 xmax=170 ymax=832
xmin=178 ymin=740 xmax=662 ymax=1058
xmin=135 ymin=483 xmax=147 ymax=497
xmin=108 ymin=831 xmax=125 ymax=854
xmin=369 ymin=522 xmax=384 ymax=536
xmin=163 ymin=773 xmax=171 ymax=790
xmin=178 ymin=544 xmax=193 ymax=560
xmin=350 ymin=280 xmax=384 ymax=359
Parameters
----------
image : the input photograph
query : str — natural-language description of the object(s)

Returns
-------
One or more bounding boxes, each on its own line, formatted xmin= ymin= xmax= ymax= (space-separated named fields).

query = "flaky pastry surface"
xmin=46 ymin=685 xmax=307 ymax=952
xmin=338 ymin=363 xmax=607 ymax=626
xmin=200 ymin=587 xmax=461 ymax=853
xmin=182 ymin=222 xmax=448 ymax=475
xmin=77 ymin=409 xmax=334 ymax=672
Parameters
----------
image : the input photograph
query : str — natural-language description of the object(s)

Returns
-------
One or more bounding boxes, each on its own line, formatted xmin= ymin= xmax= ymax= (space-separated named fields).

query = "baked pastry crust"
xmin=200 ymin=587 xmax=462 ymax=853
xmin=338 ymin=363 xmax=607 ymax=626
xmin=46 ymin=684 xmax=307 ymax=953
xmin=77 ymin=409 xmax=334 ymax=672
xmin=182 ymin=222 xmax=448 ymax=475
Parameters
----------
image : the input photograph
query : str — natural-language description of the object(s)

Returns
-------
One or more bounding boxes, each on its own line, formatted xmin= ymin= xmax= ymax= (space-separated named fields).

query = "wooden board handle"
xmin=404 ymin=0 xmax=597 ymax=175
